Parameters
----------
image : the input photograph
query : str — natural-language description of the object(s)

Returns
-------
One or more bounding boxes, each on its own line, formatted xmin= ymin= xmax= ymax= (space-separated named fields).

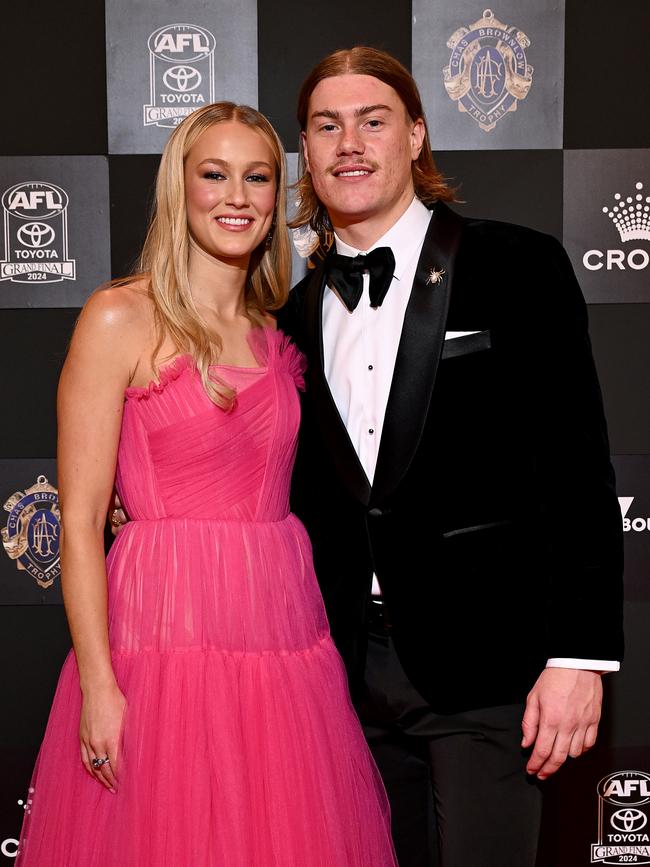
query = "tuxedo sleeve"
xmin=531 ymin=235 xmax=624 ymax=662
xmin=276 ymin=283 xmax=318 ymax=530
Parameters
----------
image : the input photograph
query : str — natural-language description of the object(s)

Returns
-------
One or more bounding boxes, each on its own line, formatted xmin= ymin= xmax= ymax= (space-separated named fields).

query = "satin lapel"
xmin=370 ymin=203 xmax=464 ymax=507
xmin=304 ymin=261 xmax=373 ymax=505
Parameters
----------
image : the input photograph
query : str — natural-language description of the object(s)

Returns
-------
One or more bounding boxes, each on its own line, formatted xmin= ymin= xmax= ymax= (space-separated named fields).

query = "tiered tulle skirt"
xmin=16 ymin=517 xmax=397 ymax=866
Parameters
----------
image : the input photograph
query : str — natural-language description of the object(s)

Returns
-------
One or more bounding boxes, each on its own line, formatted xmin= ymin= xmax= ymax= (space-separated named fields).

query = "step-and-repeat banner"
xmin=1 ymin=0 xmax=649 ymax=863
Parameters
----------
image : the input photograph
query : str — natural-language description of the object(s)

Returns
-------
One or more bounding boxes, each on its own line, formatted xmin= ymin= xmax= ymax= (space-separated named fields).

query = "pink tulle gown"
xmin=16 ymin=327 xmax=397 ymax=867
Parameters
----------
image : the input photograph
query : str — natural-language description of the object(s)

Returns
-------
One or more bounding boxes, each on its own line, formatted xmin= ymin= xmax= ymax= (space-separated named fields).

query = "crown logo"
xmin=603 ymin=182 xmax=650 ymax=242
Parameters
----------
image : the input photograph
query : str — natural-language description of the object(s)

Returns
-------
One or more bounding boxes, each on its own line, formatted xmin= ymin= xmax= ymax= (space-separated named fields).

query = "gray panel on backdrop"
xmin=286 ymin=152 xmax=309 ymax=287
xmin=0 ymin=157 xmax=110 ymax=308
xmin=413 ymin=0 xmax=564 ymax=150
xmin=106 ymin=0 xmax=258 ymax=154
xmin=0 ymin=460 xmax=62 ymax=605
xmin=564 ymin=149 xmax=650 ymax=304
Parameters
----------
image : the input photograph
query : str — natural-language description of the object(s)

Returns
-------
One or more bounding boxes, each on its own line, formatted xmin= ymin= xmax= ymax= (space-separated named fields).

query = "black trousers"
xmin=356 ymin=621 xmax=543 ymax=867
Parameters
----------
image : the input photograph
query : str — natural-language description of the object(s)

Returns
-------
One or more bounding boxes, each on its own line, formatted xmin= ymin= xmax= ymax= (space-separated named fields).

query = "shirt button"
xmin=369 ymin=428 xmax=374 ymax=435
xmin=368 ymin=364 xmax=374 ymax=371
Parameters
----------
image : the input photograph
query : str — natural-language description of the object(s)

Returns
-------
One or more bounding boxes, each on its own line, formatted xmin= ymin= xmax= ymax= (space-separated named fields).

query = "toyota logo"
xmin=611 ymin=808 xmax=648 ymax=832
xmin=163 ymin=65 xmax=201 ymax=92
xmin=17 ymin=222 xmax=55 ymax=248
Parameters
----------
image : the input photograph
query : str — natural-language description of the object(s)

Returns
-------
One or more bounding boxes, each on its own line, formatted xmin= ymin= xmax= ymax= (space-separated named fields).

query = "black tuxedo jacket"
xmin=278 ymin=202 xmax=624 ymax=713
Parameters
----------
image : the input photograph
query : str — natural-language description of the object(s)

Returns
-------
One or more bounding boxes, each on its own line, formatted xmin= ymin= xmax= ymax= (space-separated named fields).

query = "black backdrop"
xmin=1 ymin=1 xmax=649 ymax=864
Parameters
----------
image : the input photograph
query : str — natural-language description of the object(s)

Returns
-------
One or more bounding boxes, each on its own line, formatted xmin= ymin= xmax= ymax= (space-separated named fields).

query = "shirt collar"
xmin=333 ymin=197 xmax=433 ymax=281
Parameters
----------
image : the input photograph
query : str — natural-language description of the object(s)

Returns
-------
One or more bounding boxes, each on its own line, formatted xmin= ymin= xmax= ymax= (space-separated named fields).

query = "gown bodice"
xmin=117 ymin=327 xmax=306 ymax=524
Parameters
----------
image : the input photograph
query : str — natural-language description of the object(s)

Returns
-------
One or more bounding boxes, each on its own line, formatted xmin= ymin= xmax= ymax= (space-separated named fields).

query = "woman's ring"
xmin=91 ymin=756 xmax=110 ymax=769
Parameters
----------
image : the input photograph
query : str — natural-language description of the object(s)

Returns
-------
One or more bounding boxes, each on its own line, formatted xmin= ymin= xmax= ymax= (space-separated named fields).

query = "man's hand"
xmin=521 ymin=667 xmax=603 ymax=780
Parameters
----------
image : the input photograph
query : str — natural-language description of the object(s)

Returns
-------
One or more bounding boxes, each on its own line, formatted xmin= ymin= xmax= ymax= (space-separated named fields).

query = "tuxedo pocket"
xmin=440 ymin=519 xmax=521 ymax=575
xmin=442 ymin=329 xmax=491 ymax=360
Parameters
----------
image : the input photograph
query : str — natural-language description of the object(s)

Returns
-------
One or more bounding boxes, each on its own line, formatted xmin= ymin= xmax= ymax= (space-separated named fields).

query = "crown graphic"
xmin=602 ymin=182 xmax=650 ymax=242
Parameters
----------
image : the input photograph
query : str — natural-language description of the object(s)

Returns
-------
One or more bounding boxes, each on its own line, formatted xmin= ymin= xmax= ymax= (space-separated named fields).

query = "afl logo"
xmin=592 ymin=771 xmax=650 ymax=864
xmin=1 ymin=182 xmax=75 ymax=284
xmin=148 ymin=23 xmax=214 ymax=63
xmin=2 ymin=181 xmax=68 ymax=220
xmin=598 ymin=771 xmax=650 ymax=806
xmin=144 ymin=24 xmax=216 ymax=130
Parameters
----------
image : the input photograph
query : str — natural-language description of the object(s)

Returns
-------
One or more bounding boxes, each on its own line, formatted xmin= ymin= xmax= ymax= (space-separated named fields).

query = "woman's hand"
xmin=79 ymin=683 xmax=127 ymax=793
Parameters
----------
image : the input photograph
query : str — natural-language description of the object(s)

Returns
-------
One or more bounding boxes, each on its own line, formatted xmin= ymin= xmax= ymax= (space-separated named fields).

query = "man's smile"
xmin=331 ymin=163 xmax=376 ymax=180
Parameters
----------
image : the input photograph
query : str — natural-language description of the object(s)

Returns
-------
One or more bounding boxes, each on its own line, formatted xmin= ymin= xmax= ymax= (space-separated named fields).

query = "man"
xmin=279 ymin=47 xmax=623 ymax=867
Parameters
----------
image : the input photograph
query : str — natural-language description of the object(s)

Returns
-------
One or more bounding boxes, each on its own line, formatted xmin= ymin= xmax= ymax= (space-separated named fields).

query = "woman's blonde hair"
xmin=135 ymin=102 xmax=290 ymax=407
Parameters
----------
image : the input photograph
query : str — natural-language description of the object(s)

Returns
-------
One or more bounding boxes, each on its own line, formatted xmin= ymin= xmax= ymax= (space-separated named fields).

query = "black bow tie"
xmin=325 ymin=246 xmax=396 ymax=312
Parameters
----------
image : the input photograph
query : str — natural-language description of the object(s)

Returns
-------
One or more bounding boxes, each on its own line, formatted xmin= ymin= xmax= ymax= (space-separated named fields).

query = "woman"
xmin=16 ymin=103 xmax=397 ymax=867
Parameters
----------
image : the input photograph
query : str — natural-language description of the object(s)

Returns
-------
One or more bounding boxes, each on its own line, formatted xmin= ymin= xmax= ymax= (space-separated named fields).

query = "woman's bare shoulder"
xmin=66 ymin=278 xmax=156 ymax=378
xmin=76 ymin=278 xmax=154 ymax=339
xmin=80 ymin=277 xmax=152 ymax=329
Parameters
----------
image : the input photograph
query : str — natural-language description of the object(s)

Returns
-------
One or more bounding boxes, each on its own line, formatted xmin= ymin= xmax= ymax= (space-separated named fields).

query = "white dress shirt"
xmin=322 ymin=197 xmax=619 ymax=673
xmin=323 ymin=198 xmax=431 ymax=483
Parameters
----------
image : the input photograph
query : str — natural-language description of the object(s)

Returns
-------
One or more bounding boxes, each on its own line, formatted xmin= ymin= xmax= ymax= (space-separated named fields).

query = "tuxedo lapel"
xmin=370 ymin=203 xmax=464 ymax=507
xmin=303 ymin=261 xmax=373 ymax=505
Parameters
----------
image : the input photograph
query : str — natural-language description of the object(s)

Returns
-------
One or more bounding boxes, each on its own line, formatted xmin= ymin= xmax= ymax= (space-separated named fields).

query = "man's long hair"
xmin=290 ymin=47 xmax=455 ymax=242
xmin=134 ymin=102 xmax=290 ymax=408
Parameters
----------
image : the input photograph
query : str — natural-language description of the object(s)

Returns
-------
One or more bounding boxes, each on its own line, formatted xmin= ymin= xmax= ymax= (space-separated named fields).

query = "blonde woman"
xmin=16 ymin=103 xmax=397 ymax=867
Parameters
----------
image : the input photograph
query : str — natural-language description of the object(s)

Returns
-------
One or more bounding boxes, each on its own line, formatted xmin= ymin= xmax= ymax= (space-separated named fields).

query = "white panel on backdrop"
xmin=0 ymin=157 xmax=110 ymax=308
xmin=106 ymin=0 xmax=258 ymax=154
xmin=564 ymin=150 xmax=650 ymax=303
xmin=412 ymin=1 xmax=564 ymax=150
